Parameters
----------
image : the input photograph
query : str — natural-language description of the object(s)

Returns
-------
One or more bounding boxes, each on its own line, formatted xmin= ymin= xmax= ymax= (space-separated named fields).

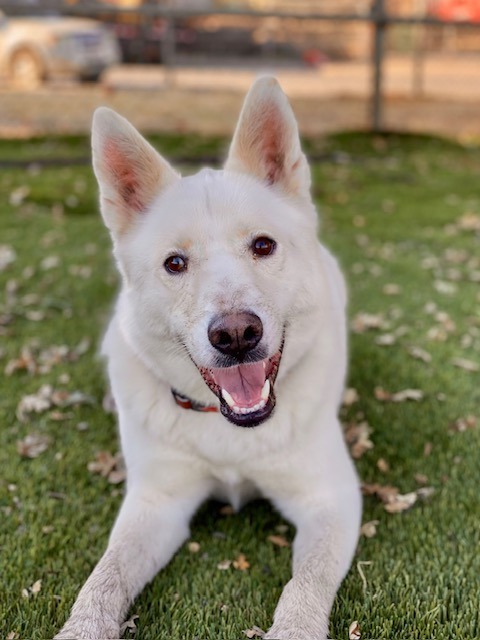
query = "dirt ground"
xmin=1 ymin=54 xmax=479 ymax=141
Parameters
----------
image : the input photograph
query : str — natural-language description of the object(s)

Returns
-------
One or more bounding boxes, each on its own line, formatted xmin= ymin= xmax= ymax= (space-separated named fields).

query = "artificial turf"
xmin=0 ymin=132 xmax=479 ymax=640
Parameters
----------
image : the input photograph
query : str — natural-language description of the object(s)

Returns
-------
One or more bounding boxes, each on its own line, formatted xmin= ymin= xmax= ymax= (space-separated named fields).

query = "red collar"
xmin=172 ymin=389 xmax=219 ymax=413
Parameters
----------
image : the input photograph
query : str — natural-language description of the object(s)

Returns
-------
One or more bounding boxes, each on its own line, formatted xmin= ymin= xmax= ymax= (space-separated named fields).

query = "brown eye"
xmin=164 ymin=255 xmax=187 ymax=274
xmin=252 ymin=236 xmax=276 ymax=257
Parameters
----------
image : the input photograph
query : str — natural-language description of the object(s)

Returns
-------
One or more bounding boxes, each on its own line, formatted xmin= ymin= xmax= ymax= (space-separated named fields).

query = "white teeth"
xmin=231 ymin=399 xmax=267 ymax=415
xmin=261 ymin=379 xmax=270 ymax=401
xmin=221 ymin=388 xmax=235 ymax=408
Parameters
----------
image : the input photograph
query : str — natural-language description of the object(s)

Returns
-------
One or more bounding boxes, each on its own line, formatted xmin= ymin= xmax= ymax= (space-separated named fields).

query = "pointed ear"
xmin=225 ymin=76 xmax=310 ymax=199
xmin=91 ymin=108 xmax=180 ymax=237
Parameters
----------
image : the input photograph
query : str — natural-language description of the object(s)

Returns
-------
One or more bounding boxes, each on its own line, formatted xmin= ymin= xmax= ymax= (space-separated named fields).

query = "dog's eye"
xmin=164 ymin=255 xmax=188 ymax=274
xmin=251 ymin=236 xmax=276 ymax=257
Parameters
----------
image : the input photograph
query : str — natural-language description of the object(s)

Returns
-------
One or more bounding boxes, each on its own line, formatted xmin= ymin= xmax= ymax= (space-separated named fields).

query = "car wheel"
xmin=8 ymin=48 xmax=45 ymax=89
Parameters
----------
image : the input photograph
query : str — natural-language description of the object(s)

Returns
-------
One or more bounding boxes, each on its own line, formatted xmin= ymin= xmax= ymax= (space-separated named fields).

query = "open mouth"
xmin=198 ymin=347 xmax=283 ymax=427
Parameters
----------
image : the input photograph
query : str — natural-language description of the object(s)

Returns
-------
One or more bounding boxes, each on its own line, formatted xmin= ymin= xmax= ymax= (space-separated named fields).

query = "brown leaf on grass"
xmin=457 ymin=212 xmax=480 ymax=231
xmin=374 ymin=387 xmax=423 ymax=402
xmin=376 ymin=458 xmax=390 ymax=473
xmin=408 ymin=346 xmax=432 ymax=363
xmin=217 ymin=559 xmax=231 ymax=570
xmin=360 ymin=520 xmax=380 ymax=538
xmin=362 ymin=483 xmax=399 ymax=503
xmin=233 ymin=553 xmax=250 ymax=571
xmin=349 ymin=620 xmax=361 ymax=640
xmin=363 ymin=482 xmax=430 ymax=514
xmin=382 ymin=283 xmax=401 ymax=296
xmin=423 ymin=442 xmax=433 ymax=456
xmin=351 ymin=313 xmax=386 ymax=334
xmin=7 ymin=632 xmax=19 ymax=640
xmin=434 ymin=280 xmax=457 ymax=296
xmin=243 ymin=626 xmax=265 ymax=639
xmin=345 ymin=422 xmax=374 ymax=459
xmin=449 ymin=416 xmax=477 ymax=432
xmin=87 ymin=451 xmax=126 ymax=484
xmin=375 ymin=333 xmax=396 ymax=346
xmin=451 ymin=358 xmax=480 ymax=372
xmin=16 ymin=385 xmax=53 ymax=421
xmin=16 ymin=385 xmax=95 ymax=422
xmin=267 ymin=534 xmax=290 ymax=548
xmin=384 ymin=492 xmax=418 ymax=513
xmin=342 ymin=387 xmax=359 ymax=407
xmin=22 ymin=579 xmax=42 ymax=599
xmin=30 ymin=579 xmax=42 ymax=594
xmin=17 ymin=433 xmax=51 ymax=458
xmin=414 ymin=473 xmax=429 ymax=485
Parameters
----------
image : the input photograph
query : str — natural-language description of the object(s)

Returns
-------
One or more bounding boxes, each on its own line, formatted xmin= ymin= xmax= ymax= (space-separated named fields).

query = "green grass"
xmin=1 ymin=133 xmax=479 ymax=640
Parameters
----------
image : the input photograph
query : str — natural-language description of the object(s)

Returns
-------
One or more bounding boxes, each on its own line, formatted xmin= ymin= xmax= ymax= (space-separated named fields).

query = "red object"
xmin=172 ymin=389 xmax=219 ymax=413
xmin=430 ymin=0 xmax=480 ymax=22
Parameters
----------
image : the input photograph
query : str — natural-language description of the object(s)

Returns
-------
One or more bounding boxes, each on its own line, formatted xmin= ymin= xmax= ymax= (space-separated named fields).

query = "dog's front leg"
xmin=264 ymin=493 xmax=361 ymax=640
xmin=55 ymin=484 xmax=209 ymax=640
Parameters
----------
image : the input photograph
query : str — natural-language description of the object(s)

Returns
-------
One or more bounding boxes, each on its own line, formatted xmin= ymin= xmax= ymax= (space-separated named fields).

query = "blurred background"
xmin=0 ymin=0 xmax=479 ymax=141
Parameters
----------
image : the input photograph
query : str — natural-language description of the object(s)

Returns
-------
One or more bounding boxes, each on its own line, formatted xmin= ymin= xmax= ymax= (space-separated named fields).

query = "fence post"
xmin=161 ymin=6 xmax=176 ymax=87
xmin=371 ymin=0 xmax=386 ymax=132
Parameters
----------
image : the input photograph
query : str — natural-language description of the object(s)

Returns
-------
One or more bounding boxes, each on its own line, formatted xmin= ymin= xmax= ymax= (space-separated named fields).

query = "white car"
xmin=0 ymin=11 xmax=121 ymax=88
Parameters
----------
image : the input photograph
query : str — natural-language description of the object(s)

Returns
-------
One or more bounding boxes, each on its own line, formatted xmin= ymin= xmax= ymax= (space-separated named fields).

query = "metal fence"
xmin=1 ymin=0 xmax=480 ymax=132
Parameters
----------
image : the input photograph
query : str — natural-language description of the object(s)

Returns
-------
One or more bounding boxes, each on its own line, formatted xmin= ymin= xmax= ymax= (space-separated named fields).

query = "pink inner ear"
xmin=257 ymin=106 xmax=285 ymax=185
xmin=104 ymin=139 xmax=144 ymax=212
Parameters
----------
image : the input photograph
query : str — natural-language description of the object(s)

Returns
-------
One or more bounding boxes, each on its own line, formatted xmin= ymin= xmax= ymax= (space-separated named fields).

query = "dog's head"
xmin=92 ymin=77 xmax=323 ymax=427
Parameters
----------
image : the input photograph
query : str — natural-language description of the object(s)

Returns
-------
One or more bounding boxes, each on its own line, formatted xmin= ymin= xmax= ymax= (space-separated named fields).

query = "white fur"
xmin=55 ymin=77 xmax=361 ymax=640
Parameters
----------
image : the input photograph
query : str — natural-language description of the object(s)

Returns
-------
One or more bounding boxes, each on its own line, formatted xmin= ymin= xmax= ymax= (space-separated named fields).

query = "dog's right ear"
xmin=92 ymin=108 xmax=180 ymax=237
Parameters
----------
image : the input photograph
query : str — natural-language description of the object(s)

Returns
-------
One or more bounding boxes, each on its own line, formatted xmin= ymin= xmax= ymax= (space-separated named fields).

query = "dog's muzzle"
xmin=190 ymin=312 xmax=284 ymax=428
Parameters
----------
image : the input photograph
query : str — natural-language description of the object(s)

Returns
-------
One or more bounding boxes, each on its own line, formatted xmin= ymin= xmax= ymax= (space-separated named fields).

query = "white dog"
xmin=55 ymin=77 xmax=361 ymax=640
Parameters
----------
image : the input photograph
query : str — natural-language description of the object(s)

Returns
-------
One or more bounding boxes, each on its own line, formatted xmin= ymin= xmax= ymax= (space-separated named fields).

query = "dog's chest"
xmin=210 ymin=466 xmax=258 ymax=511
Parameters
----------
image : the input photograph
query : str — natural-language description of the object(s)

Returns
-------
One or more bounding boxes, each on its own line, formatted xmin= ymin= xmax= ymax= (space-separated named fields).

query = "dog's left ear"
xmin=225 ymin=76 xmax=311 ymax=200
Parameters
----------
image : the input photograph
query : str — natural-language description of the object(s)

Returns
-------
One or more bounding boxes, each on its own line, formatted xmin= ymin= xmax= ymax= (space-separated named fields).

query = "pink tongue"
xmin=212 ymin=361 xmax=266 ymax=408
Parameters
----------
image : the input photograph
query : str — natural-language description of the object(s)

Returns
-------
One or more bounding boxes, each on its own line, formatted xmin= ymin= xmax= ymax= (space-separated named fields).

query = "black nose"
xmin=208 ymin=312 xmax=263 ymax=359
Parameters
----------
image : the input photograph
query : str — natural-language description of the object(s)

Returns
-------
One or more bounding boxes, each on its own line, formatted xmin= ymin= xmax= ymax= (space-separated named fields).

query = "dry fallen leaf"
xmin=16 ymin=385 xmax=54 ymax=421
xmin=30 ymin=579 xmax=42 ymax=595
xmin=351 ymin=312 xmax=386 ymax=334
xmin=243 ymin=626 xmax=265 ymax=639
xmin=17 ymin=433 xmax=51 ymax=458
xmin=87 ymin=451 xmax=126 ymax=484
xmin=376 ymin=458 xmax=390 ymax=473
xmin=384 ymin=491 xmax=418 ymax=514
xmin=382 ymin=283 xmax=401 ymax=296
xmin=451 ymin=357 xmax=479 ymax=372
xmin=408 ymin=346 xmax=432 ymax=363
xmin=345 ymin=422 xmax=374 ymax=459
xmin=375 ymin=333 xmax=396 ymax=346
xmin=217 ymin=560 xmax=231 ymax=571
xmin=267 ymin=534 xmax=290 ymax=548
xmin=360 ymin=520 xmax=380 ymax=538
xmin=349 ymin=620 xmax=361 ymax=640
xmin=457 ymin=212 xmax=480 ymax=231
xmin=233 ymin=553 xmax=250 ymax=571
xmin=449 ymin=416 xmax=477 ymax=432
xmin=343 ymin=387 xmax=359 ymax=407
xmin=374 ymin=387 xmax=423 ymax=403
xmin=362 ymin=483 xmax=418 ymax=513
xmin=414 ymin=473 xmax=429 ymax=485
xmin=6 ymin=632 xmax=19 ymax=640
